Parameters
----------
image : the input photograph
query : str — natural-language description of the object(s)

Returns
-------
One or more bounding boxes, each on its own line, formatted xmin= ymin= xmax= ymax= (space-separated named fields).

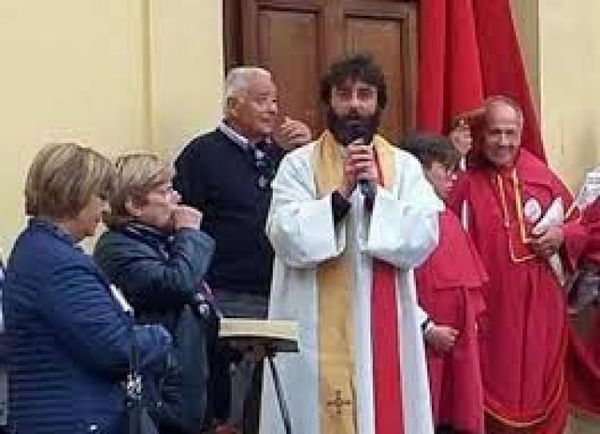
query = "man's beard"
xmin=326 ymin=107 xmax=381 ymax=147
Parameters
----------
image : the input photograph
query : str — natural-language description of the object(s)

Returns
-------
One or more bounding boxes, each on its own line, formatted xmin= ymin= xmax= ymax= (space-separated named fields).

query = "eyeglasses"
xmin=148 ymin=183 xmax=179 ymax=199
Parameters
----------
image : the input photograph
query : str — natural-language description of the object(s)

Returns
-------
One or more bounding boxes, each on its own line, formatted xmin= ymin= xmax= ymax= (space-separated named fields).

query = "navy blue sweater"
xmin=174 ymin=129 xmax=284 ymax=301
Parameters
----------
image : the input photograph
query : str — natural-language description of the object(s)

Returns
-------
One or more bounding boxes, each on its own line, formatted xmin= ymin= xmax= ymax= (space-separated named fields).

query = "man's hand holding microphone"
xmin=339 ymin=137 xmax=378 ymax=202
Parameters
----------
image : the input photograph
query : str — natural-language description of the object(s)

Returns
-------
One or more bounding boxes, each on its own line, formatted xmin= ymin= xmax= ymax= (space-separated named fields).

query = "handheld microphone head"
xmin=358 ymin=178 xmax=376 ymax=201
xmin=339 ymin=121 xmax=377 ymax=201
xmin=353 ymin=124 xmax=376 ymax=200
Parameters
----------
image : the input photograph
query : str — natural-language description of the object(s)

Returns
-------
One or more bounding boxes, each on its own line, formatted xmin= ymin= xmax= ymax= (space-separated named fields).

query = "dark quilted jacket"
xmin=3 ymin=218 xmax=172 ymax=434
xmin=94 ymin=222 xmax=216 ymax=433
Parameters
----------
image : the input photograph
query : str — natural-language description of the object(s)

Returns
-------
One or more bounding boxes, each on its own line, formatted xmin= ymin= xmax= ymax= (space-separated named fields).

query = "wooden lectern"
xmin=219 ymin=319 xmax=299 ymax=434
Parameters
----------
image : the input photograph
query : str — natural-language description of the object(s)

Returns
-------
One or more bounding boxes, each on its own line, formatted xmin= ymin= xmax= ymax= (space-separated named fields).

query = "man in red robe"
xmin=447 ymin=96 xmax=583 ymax=433
xmin=404 ymin=133 xmax=488 ymax=434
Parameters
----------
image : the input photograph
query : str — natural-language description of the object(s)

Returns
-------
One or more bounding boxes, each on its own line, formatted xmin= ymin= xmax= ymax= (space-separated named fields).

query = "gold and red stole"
xmin=311 ymin=130 xmax=403 ymax=433
xmin=492 ymin=167 xmax=537 ymax=263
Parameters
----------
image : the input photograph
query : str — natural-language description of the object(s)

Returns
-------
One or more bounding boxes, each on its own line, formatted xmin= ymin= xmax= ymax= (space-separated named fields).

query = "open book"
xmin=219 ymin=318 xmax=299 ymax=353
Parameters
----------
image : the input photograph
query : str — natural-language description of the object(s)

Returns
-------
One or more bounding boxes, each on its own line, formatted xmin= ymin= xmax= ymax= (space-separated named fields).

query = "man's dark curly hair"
xmin=320 ymin=54 xmax=387 ymax=109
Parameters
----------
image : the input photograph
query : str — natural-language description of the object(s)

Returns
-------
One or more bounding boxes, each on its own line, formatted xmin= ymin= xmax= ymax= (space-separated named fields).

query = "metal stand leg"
xmin=266 ymin=351 xmax=292 ymax=434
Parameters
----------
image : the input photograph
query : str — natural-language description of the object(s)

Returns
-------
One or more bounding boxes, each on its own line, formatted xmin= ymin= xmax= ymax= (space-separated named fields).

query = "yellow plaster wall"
xmin=513 ymin=0 xmax=600 ymax=192
xmin=511 ymin=0 xmax=540 ymax=112
xmin=148 ymin=0 xmax=223 ymax=159
xmin=0 ymin=1 xmax=222 ymax=257
xmin=538 ymin=0 xmax=600 ymax=191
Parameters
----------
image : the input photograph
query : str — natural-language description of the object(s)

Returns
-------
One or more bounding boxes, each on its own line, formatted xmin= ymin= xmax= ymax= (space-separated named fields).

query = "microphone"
xmin=342 ymin=123 xmax=377 ymax=202
xmin=358 ymin=176 xmax=376 ymax=202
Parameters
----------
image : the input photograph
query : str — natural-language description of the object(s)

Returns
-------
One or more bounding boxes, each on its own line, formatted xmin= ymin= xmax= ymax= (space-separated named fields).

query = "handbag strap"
xmin=126 ymin=312 xmax=144 ymax=434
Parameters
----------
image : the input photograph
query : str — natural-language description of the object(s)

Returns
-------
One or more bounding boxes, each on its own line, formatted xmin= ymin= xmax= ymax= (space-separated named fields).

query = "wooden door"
xmin=223 ymin=0 xmax=417 ymax=143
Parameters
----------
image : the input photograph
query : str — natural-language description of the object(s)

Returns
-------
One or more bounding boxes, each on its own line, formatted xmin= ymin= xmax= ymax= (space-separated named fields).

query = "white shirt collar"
xmin=218 ymin=121 xmax=252 ymax=151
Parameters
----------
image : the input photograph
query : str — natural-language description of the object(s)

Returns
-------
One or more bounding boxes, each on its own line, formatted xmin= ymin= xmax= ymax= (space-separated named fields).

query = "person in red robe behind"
xmin=567 ymin=194 xmax=600 ymax=419
xmin=447 ymin=96 xmax=584 ymax=433
xmin=403 ymin=133 xmax=488 ymax=434
xmin=580 ymin=197 xmax=600 ymax=364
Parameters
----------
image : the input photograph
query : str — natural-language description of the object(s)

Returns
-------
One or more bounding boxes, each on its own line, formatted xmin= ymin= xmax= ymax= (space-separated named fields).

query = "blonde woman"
xmin=94 ymin=153 xmax=216 ymax=434
xmin=3 ymin=143 xmax=171 ymax=433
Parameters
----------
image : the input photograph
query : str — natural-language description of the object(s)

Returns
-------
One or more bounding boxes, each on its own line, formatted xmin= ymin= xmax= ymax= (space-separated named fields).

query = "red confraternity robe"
xmin=448 ymin=149 xmax=582 ymax=433
xmin=567 ymin=196 xmax=600 ymax=419
xmin=415 ymin=208 xmax=488 ymax=433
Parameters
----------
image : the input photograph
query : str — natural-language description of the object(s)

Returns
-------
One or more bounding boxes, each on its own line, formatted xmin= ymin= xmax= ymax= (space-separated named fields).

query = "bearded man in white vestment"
xmin=260 ymin=54 xmax=443 ymax=434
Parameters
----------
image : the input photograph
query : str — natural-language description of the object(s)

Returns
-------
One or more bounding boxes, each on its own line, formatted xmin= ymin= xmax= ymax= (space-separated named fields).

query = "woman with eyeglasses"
xmin=94 ymin=152 xmax=217 ymax=434
xmin=3 ymin=143 xmax=172 ymax=433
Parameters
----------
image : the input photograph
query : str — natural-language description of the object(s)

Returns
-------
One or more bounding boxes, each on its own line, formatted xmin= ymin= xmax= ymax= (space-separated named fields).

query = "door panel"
xmin=344 ymin=6 xmax=416 ymax=141
xmin=224 ymin=0 xmax=417 ymax=143
xmin=256 ymin=8 xmax=322 ymax=129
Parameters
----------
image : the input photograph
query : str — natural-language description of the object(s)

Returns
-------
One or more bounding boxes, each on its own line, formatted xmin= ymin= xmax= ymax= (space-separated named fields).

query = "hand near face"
xmin=530 ymin=225 xmax=564 ymax=258
xmin=272 ymin=116 xmax=312 ymax=151
xmin=172 ymin=205 xmax=202 ymax=230
xmin=425 ymin=324 xmax=459 ymax=353
xmin=338 ymin=140 xmax=377 ymax=198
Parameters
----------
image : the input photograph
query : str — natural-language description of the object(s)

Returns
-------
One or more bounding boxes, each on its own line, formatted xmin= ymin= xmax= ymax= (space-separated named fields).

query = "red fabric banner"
xmin=417 ymin=0 xmax=546 ymax=162
xmin=417 ymin=0 xmax=483 ymax=133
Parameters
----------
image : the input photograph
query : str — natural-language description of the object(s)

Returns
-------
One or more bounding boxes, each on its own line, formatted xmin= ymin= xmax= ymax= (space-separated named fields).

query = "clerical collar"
xmin=218 ymin=121 xmax=269 ymax=151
